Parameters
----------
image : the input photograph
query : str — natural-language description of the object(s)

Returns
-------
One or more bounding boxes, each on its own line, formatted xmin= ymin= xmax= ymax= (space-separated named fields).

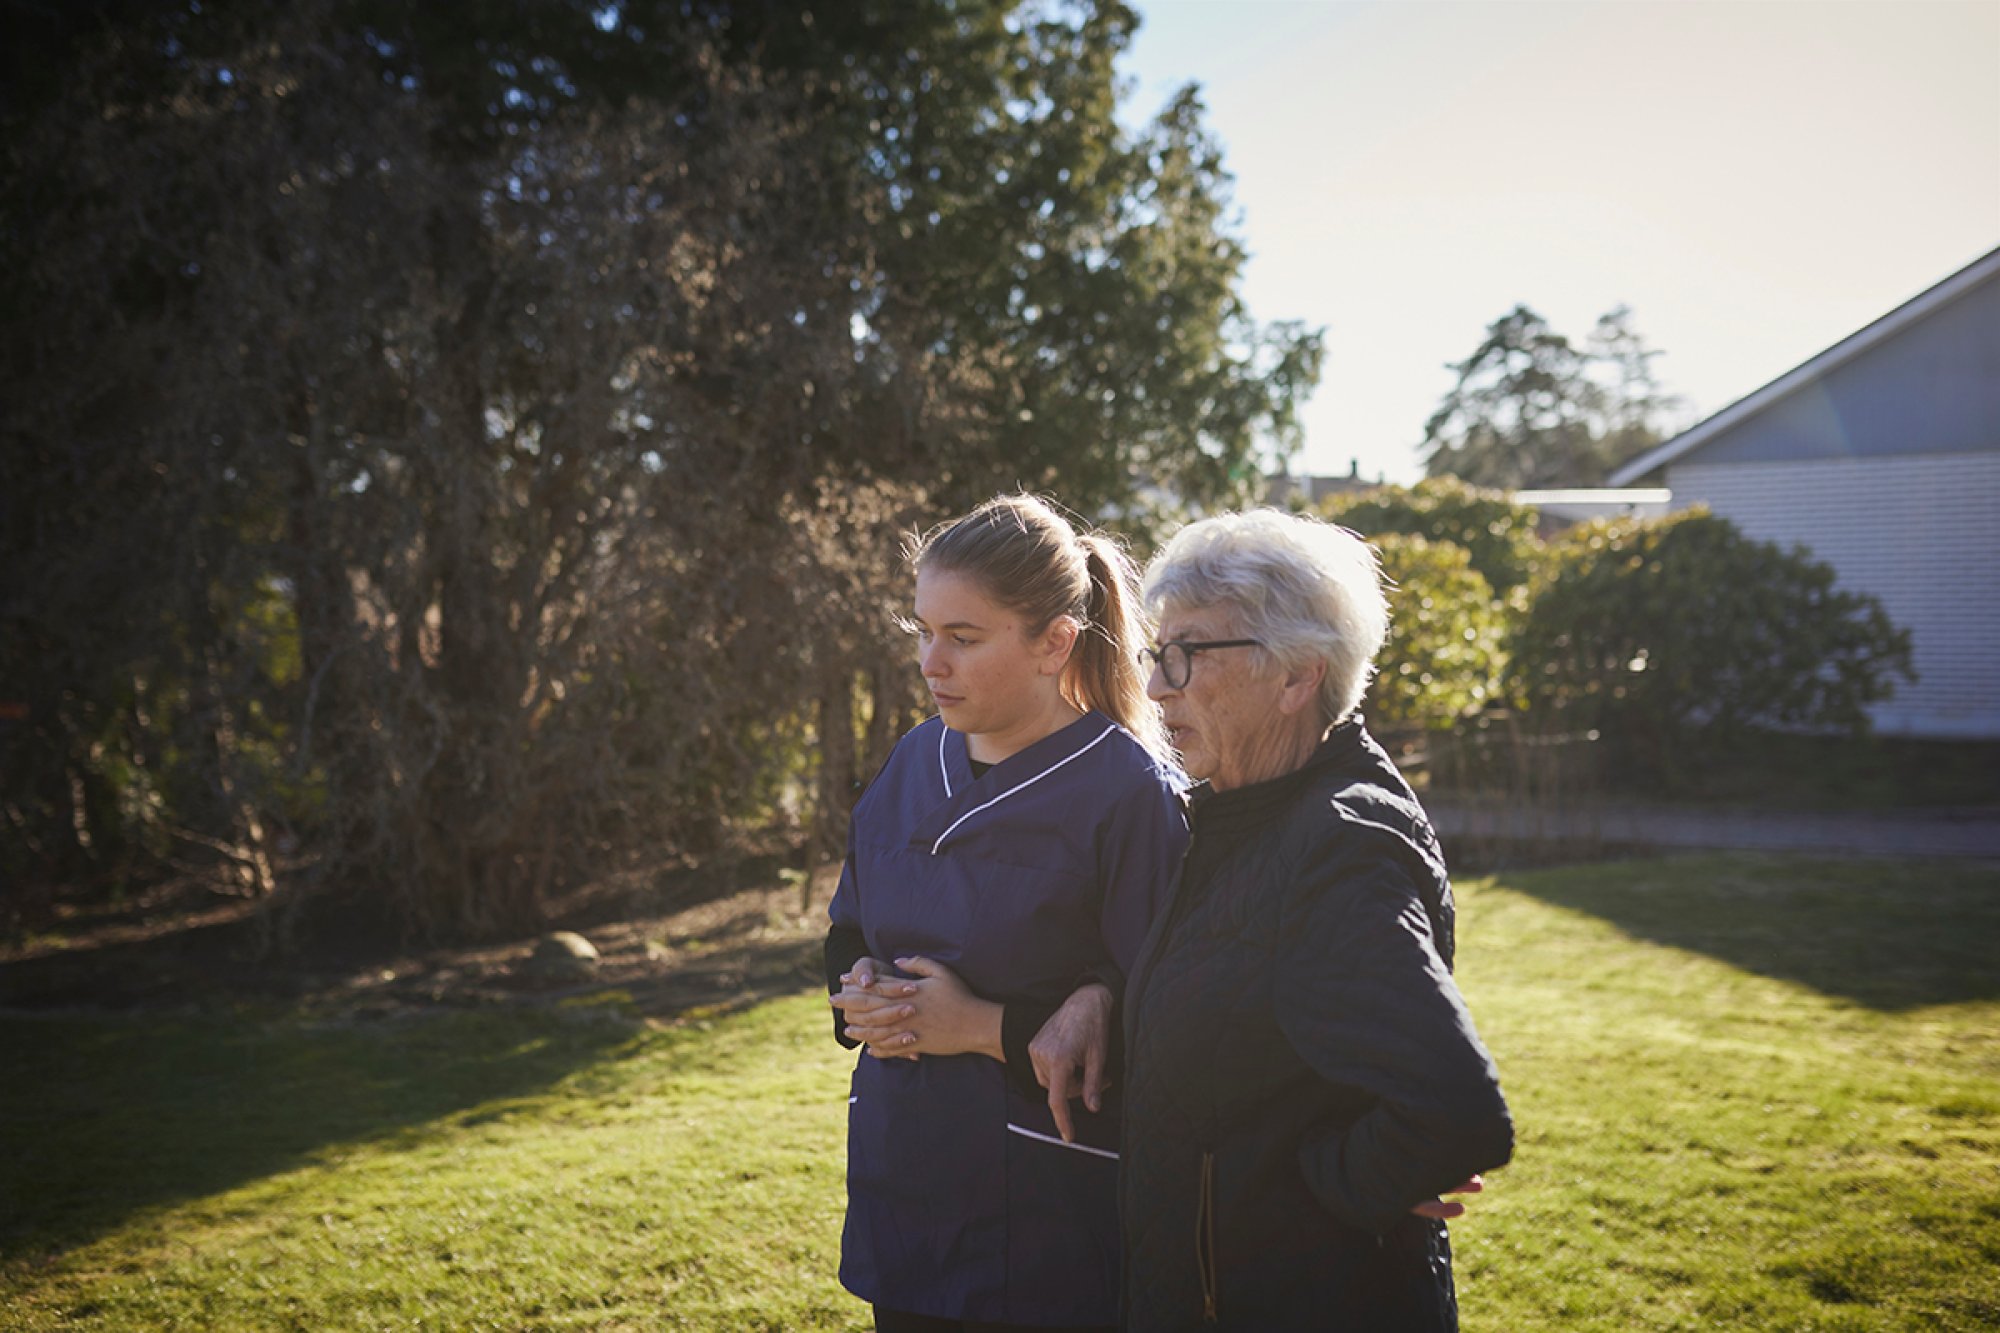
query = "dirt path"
xmin=16 ymin=801 xmax=1994 ymax=1019
xmin=0 ymin=860 xmax=843 ymax=1024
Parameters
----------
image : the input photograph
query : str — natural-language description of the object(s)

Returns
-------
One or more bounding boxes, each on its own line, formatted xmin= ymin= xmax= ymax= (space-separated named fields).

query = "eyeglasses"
xmin=1137 ymin=639 xmax=1262 ymax=689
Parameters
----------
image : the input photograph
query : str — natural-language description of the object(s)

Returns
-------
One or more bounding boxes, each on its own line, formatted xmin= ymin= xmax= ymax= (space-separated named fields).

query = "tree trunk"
xmin=814 ymin=668 xmax=858 ymax=866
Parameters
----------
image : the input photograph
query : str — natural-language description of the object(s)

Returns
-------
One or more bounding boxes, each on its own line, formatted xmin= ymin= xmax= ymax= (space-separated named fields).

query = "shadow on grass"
xmin=0 ymin=841 xmax=848 ymax=1268
xmin=0 ymin=908 xmax=271 ymax=1010
xmin=1496 ymin=853 xmax=2000 ymax=1011
xmin=620 ymin=935 xmax=825 ymax=1024
xmin=0 ymin=1002 xmax=634 ymax=1264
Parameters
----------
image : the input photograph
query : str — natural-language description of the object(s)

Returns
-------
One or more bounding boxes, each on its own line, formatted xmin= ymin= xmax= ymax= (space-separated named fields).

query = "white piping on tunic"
xmin=1006 ymin=1122 xmax=1119 ymax=1160
xmin=929 ymin=723 xmax=1119 ymax=855
xmin=938 ymin=721 xmax=953 ymax=799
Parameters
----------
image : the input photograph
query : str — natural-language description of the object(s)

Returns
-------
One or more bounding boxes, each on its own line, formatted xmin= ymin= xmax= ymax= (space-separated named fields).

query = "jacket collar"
xmin=1184 ymin=717 xmax=1367 ymax=834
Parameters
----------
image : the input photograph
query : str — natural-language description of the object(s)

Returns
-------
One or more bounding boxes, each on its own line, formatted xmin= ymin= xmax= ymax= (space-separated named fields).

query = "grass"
xmin=1451 ymin=855 xmax=2000 ymax=1331
xmin=0 ymin=996 xmax=861 ymax=1330
xmin=3 ymin=854 xmax=1997 ymax=1330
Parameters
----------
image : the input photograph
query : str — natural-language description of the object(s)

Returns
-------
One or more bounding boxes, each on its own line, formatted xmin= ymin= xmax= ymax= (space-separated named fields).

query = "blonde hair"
xmin=910 ymin=494 xmax=1164 ymax=754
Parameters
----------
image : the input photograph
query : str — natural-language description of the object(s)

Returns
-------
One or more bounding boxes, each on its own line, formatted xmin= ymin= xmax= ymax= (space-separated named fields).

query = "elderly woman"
xmin=1118 ymin=509 xmax=1513 ymax=1330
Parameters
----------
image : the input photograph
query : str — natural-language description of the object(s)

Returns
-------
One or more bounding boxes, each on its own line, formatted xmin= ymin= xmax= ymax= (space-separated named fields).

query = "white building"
xmin=1511 ymin=488 xmax=1672 ymax=535
xmin=1611 ymin=247 xmax=2000 ymax=739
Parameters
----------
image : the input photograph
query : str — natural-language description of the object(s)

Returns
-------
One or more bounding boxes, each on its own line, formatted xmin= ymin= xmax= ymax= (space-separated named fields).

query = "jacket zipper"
xmin=1197 ymin=1148 xmax=1218 ymax=1323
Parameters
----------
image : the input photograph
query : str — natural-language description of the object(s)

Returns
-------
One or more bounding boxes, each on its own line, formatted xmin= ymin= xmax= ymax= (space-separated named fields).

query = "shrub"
xmin=1324 ymin=476 xmax=1542 ymax=594
xmin=1367 ymin=533 xmax=1509 ymax=732
xmin=1511 ymin=509 xmax=1914 ymax=772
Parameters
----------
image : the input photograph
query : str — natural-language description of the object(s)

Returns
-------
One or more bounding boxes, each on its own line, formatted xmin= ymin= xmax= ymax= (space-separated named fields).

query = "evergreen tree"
xmin=1421 ymin=304 xmax=1676 ymax=488
xmin=1 ymin=0 xmax=1318 ymax=940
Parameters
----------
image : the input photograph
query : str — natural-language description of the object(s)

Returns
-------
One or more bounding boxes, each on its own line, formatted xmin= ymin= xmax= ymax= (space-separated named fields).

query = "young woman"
xmin=825 ymin=494 xmax=1187 ymax=1333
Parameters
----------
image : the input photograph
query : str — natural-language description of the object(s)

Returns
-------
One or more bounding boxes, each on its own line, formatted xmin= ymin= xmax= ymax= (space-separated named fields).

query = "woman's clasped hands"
xmin=830 ymin=955 xmax=1001 ymax=1062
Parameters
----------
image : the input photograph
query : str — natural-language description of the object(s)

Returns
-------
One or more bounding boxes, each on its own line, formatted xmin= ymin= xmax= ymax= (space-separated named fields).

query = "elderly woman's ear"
xmin=1277 ymin=658 xmax=1327 ymax=717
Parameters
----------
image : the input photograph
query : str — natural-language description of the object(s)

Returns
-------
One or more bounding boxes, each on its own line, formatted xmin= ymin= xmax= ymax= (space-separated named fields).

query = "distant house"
xmin=1512 ymin=487 xmax=1672 ymax=536
xmin=1264 ymin=459 xmax=1378 ymax=509
xmin=1610 ymin=246 xmax=2000 ymax=739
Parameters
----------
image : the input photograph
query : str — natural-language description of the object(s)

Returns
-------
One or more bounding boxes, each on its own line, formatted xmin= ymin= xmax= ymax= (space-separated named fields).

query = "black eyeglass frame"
xmin=1138 ymin=639 xmax=1263 ymax=689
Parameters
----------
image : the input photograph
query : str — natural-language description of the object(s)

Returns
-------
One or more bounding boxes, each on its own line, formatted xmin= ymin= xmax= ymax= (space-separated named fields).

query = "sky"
xmin=1118 ymin=0 xmax=2000 ymax=485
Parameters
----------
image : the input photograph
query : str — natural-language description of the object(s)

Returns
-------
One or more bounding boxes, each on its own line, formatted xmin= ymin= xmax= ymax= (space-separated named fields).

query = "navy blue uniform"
xmin=830 ymin=711 xmax=1187 ymax=1326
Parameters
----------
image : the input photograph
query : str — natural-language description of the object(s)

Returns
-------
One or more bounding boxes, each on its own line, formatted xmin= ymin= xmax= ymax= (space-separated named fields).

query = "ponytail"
xmin=1070 ymin=536 xmax=1165 ymax=756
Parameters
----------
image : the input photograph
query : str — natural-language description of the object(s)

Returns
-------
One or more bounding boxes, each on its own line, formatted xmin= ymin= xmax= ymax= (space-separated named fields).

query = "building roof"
xmin=1609 ymin=246 xmax=2000 ymax=486
xmin=1512 ymin=488 xmax=1672 ymax=531
xmin=1511 ymin=488 xmax=1672 ymax=507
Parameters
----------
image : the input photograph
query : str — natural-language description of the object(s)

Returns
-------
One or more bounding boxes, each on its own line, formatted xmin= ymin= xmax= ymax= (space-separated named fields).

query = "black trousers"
xmin=873 ymin=1308 xmax=1117 ymax=1333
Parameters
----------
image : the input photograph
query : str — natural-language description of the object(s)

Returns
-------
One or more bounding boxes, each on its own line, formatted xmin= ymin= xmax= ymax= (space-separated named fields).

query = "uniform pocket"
xmin=1000 ymin=1108 xmax=1123 ymax=1324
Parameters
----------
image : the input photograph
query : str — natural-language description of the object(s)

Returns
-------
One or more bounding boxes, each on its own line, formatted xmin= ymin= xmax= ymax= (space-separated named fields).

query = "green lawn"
xmin=3 ymin=854 xmax=1996 ymax=1330
xmin=1450 ymin=856 xmax=2000 ymax=1331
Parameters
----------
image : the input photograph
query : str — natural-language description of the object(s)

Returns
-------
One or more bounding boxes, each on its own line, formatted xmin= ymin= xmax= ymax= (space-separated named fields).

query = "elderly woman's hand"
xmin=1028 ymin=982 xmax=1115 ymax=1144
xmin=1409 ymin=1175 xmax=1485 ymax=1220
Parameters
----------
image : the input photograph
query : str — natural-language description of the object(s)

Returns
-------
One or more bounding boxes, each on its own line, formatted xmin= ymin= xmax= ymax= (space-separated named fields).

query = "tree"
xmin=1421 ymin=304 xmax=1677 ymax=488
xmin=1510 ymin=509 xmax=1915 ymax=773
xmin=1586 ymin=305 xmax=1679 ymax=478
xmin=1 ymin=0 xmax=1318 ymax=942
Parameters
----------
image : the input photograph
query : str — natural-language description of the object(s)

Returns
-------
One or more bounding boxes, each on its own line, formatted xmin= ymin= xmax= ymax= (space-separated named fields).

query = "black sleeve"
xmin=1000 ymin=996 xmax=1061 ymax=1095
xmin=1281 ymin=846 xmax=1514 ymax=1233
xmin=998 ymin=970 xmax=1125 ymax=1100
xmin=824 ymin=923 xmax=869 ymax=1049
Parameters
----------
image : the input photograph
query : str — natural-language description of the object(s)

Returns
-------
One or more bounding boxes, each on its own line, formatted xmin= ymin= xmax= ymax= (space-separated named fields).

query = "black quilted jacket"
xmin=1119 ymin=720 xmax=1513 ymax=1330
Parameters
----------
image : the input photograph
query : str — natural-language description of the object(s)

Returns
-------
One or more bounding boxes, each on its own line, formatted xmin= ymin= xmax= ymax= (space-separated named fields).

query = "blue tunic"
xmin=830 ymin=711 xmax=1188 ymax=1325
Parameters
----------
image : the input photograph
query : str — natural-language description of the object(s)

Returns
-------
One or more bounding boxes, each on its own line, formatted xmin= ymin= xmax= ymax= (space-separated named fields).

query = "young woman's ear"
xmin=1039 ymin=617 xmax=1082 ymax=675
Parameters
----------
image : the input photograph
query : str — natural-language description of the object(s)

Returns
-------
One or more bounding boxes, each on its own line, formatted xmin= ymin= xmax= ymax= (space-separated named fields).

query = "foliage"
xmin=1511 ymin=509 xmax=1915 ymax=770
xmin=4 ymin=855 xmax=1998 ymax=1329
xmin=1364 ymin=534 xmax=1508 ymax=733
xmin=1421 ymin=304 xmax=1678 ymax=488
xmin=0 ymin=0 xmax=1318 ymax=940
xmin=1584 ymin=305 xmax=1681 ymax=472
xmin=1324 ymin=476 xmax=1542 ymax=595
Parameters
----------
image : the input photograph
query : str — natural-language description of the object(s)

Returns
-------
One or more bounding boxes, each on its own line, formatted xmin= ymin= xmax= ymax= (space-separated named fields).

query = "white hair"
xmin=1143 ymin=508 xmax=1389 ymax=725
